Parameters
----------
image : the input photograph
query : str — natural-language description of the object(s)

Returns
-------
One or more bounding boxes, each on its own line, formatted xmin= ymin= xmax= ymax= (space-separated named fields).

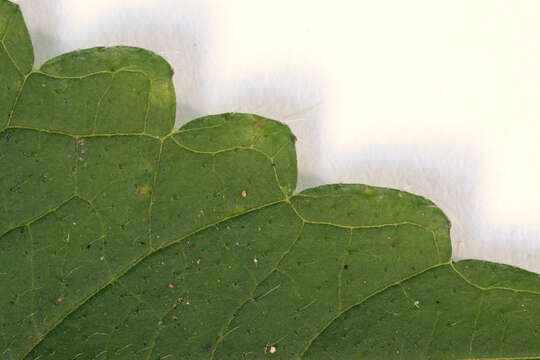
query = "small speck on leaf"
xmin=270 ymin=346 xmax=276 ymax=354
xmin=241 ymin=190 xmax=247 ymax=198
xmin=168 ymin=283 xmax=174 ymax=288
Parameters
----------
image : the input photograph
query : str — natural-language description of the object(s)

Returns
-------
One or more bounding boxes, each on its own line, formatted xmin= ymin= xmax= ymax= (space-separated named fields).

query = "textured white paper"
xmin=14 ymin=0 xmax=540 ymax=273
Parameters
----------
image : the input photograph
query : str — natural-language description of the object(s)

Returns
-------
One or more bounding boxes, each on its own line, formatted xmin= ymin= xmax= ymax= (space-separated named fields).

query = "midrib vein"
xmin=21 ymin=198 xmax=287 ymax=358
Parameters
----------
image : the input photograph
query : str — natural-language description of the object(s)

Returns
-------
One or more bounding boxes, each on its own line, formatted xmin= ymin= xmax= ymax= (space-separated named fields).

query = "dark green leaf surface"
xmin=1 ymin=2 xmax=539 ymax=359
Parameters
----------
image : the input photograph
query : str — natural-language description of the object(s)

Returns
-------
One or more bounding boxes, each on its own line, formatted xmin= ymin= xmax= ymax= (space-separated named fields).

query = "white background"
xmin=14 ymin=0 xmax=540 ymax=273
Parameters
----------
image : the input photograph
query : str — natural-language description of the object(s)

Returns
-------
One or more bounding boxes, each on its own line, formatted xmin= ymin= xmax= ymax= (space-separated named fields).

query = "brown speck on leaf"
xmin=196 ymin=258 xmax=201 ymax=265
xmin=235 ymin=242 xmax=239 ymax=246
xmin=57 ymin=296 xmax=65 ymax=303
xmin=253 ymin=257 xmax=258 ymax=264
xmin=186 ymin=300 xmax=190 ymax=305
xmin=173 ymin=303 xmax=177 ymax=309
xmin=168 ymin=283 xmax=174 ymax=288
xmin=65 ymin=234 xmax=70 ymax=242
xmin=158 ymin=320 xmax=163 ymax=326
xmin=270 ymin=346 xmax=276 ymax=354
xmin=241 ymin=190 xmax=247 ymax=198
xmin=398 ymin=193 xmax=403 ymax=198
xmin=156 ymin=235 xmax=160 ymax=239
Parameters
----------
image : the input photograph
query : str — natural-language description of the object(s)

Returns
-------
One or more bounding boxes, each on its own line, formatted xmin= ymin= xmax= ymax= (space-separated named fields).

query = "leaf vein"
xmin=209 ymin=220 xmax=305 ymax=359
xmin=469 ymin=293 xmax=485 ymax=356
xmin=297 ymin=262 xmax=449 ymax=359
xmin=148 ymin=140 xmax=164 ymax=249
xmin=0 ymin=195 xmax=76 ymax=240
xmin=22 ymin=199 xmax=287 ymax=358
xmin=92 ymin=75 xmax=114 ymax=134
xmin=0 ymin=9 xmax=24 ymax=76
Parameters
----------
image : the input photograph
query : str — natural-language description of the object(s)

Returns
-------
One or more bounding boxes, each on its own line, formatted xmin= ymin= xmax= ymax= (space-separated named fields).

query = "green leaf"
xmin=1 ymin=2 xmax=539 ymax=359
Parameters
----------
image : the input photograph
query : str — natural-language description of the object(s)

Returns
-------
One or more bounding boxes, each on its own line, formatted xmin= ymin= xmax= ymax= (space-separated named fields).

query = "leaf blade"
xmin=0 ymin=2 xmax=538 ymax=359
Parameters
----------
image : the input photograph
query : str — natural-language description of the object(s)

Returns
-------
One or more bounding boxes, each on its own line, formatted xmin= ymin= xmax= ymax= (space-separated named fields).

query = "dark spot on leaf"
xmin=344 ymin=264 xmax=349 ymax=270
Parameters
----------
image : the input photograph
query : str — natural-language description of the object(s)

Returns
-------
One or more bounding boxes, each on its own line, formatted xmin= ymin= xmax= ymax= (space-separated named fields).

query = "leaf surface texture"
xmin=0 ymin=2 xmax=539 ymax=359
